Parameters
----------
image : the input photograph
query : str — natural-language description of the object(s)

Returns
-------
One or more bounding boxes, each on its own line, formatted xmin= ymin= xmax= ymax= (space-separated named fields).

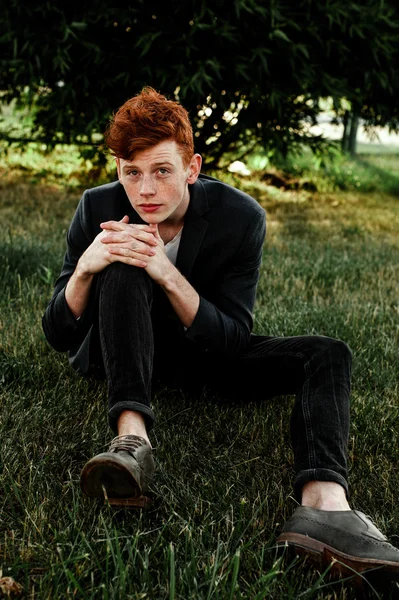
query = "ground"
xmin=0 ymin=147 xmax=398 ymax=599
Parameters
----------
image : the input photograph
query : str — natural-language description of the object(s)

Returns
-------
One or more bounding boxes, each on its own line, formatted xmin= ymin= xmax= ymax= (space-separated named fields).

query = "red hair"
xmin=105 ymin=87 xmax=194 ymax=166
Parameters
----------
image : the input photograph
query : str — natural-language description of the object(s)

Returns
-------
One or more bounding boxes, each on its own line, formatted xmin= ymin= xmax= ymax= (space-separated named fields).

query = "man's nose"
xmin=140 ymin=175 xmax=156 ymax=195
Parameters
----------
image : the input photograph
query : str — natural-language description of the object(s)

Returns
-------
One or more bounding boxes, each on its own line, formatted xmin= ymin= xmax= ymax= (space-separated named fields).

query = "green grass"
xmin=1 ymin=152 xmax=399 ymax=599
xmin=245 ymin=145 xmax=399 ymax=197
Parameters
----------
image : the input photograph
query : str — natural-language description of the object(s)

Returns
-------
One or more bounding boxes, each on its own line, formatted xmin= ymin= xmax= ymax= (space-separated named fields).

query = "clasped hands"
xmin=78 ymin=215 xmax=174 ymax=285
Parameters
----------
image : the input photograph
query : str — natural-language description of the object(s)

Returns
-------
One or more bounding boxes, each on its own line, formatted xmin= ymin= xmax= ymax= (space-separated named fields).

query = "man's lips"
xmin=140 ymin=204 xmax=162 ymax=213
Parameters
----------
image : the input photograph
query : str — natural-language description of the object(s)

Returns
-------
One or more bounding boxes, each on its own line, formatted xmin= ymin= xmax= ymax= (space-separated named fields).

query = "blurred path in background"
xmin=310 ymin=115 xmax=399 ymax=152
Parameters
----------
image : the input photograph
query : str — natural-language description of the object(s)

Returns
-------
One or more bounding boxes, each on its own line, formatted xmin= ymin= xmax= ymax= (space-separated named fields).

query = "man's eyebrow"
xmin=122 ymin=161 xmax=174 ymax=171
xmin=152 ymin=161 xmax=174 ymax=168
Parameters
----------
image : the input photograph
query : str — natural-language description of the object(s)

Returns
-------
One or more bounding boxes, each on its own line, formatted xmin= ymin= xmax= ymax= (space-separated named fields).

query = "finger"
xmin=135 ymin=224 xmax=157 ymax=231
xmin=106 ymin=243 xmax=156 ymax=257
xmin=120 ymin=215 xmax=129 ymax=223
xmin=101 ymin=220 xmax=156 ymax=233
xmin=100 ymin=221 xmax=131 ymax=232
xmin=100 ymin=231 xmax=131 ymax=244
xmin=108 ymin=253 xmax=147 ymax=268
xmin=107 ymin=246 xmax=151 ymax=263
xmin=101 ymin=229 xmax=158 ymax=247
xmin=130 ymin=230 xmax=158 ymax=245
xmin=152 ymin=224 xmax=162 ymax=242
xmin=101 ymin=224 xmax=158 ymax=246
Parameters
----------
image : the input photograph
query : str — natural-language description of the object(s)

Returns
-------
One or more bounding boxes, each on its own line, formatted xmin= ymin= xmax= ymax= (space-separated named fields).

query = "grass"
xmin=0 ymin=147 xmax=399 ymax=599
xmin=244 ymin=144 xmax=399 ymax=197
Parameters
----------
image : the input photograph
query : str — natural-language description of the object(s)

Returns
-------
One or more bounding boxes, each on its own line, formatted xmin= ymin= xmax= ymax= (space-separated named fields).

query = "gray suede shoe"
xmin=80 ymin=435 xmax=154 ymax=503
xmin=277 ymin=506 xmax=399 ymax=578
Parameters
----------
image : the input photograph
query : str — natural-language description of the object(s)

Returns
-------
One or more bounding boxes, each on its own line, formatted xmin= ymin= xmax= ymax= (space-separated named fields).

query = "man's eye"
xmin=159 ymin=168 xmax=169 ymax=175
xmin=128 ymin=170 xmax=138 ymax=177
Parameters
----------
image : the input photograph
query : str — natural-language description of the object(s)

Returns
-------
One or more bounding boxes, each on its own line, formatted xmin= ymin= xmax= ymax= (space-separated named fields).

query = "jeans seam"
xmin=301 ymin=347 xmax=330 ymax=471
xmin=242 ymin=349 xmax=305 ymax=360
xmin=99 ymin=306 xmax=113 ymax=393
xmin=98 ymin=271 xmax=116 ymax=396
xmin=301 ymin=366 xmax=315 ymax=470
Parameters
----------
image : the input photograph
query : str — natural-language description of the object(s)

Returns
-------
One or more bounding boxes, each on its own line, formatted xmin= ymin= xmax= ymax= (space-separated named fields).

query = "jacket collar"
xmin=176 ymin=177 xmax=209 ymax=278
xmin=187 ymin=176 xmax=210 ymax=217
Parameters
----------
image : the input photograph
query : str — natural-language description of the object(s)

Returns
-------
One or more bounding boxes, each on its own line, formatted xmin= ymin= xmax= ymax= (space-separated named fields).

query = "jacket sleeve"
xmin=42 ymin=189 xmax=96 ymax=352
xmin=184 ymin=208 xmax=266 ymax=356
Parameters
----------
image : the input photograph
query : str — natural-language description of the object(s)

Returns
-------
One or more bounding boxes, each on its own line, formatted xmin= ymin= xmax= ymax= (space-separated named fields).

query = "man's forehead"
xmin=120 ymin=140 xmax=184 ymax=168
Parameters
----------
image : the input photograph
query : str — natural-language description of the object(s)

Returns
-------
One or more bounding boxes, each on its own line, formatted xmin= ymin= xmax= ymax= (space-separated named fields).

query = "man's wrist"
xmin=75 ymin=260 xmax=95 ymax=281
xmin=159 ymin=264 xmax=180 ymax=292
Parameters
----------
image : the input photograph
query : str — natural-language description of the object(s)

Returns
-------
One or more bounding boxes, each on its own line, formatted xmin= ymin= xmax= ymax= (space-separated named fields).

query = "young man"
xmin=42 ymin=87 xmax=399 ymax=577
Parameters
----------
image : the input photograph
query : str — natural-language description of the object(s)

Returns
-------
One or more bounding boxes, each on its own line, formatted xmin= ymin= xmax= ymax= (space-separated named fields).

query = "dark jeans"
xmin=94 ymin=263 xmax=352 ymax=500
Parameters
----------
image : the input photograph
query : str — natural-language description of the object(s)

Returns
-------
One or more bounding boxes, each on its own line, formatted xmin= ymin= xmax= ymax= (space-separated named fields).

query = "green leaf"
xmin=134 ymin=31 xmax=162 ymax=57
xmin=270 ymin=29 xmax=291 ymax=43
xmin=71 ymin=21 xmax=87 ymax=30
xmin=297 ymin=44 xmax=309 ymax=59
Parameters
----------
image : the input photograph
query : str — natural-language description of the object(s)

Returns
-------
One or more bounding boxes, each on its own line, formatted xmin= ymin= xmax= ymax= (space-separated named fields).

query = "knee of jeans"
xmin=101 ymin=262 xmax=151 ymax=288
xmin=313 ymin=336 xmax=352 ymax=366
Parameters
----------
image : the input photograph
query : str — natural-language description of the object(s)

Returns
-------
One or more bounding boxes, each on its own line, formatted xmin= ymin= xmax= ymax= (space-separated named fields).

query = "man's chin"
xmin=142 ymin=214 xmax=164 ymax=225
xmin=136 ymin=209 xmax=165 ymax=224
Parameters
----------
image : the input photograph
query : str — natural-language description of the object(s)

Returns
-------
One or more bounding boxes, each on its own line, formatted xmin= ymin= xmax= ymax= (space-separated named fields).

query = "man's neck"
xmin=158 ymin=188 xmax=190 ymax=243
xmin=158 ymin=221 xmax=183 ymax=244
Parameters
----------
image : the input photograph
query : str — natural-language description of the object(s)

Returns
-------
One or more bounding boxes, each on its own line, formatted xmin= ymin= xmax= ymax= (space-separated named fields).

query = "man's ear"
xmin=187 ymin=153 xmax=202 ymax=184
xmin=115 ymin=158 xmax=122 ymax=182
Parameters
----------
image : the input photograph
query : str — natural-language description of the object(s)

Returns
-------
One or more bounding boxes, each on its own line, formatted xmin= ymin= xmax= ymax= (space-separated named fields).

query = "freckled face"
xmin=116 ymin=140 xmax=201 ymax=225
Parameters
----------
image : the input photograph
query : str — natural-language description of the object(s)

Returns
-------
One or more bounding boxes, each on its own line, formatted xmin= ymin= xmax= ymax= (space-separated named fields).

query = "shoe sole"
xmin=80 ymin=457 xmax=142 ymax=499
xmin=277 ymin=532 xmax=399 ymax=580
xmin=106 ymin=495 xmax=153 ymax=509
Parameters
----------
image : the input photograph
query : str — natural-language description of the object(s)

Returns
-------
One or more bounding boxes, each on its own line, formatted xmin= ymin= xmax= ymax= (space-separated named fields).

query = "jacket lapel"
xmin=176 ymin=178 xmax=209 ymax=279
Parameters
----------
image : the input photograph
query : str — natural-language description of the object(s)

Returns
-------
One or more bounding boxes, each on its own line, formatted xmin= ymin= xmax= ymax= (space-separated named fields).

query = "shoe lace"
xmin=109 ymin=435 xmax=148 ymax=455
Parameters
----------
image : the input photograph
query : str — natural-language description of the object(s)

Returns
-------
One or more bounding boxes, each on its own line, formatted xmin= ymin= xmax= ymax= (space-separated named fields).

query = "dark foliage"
xmin=1 ymin=1 xmax=398 ymax=166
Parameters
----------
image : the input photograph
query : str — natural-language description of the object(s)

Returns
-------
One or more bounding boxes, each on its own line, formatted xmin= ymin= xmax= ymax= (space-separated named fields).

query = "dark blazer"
xmin=42 ymin=174 xmax=266 ymax=372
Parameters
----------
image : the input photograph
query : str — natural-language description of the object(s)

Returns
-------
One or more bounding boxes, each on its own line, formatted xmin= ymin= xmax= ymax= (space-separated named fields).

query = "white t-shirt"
xmin=164 ymin=228 xmax=183 ymax=266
